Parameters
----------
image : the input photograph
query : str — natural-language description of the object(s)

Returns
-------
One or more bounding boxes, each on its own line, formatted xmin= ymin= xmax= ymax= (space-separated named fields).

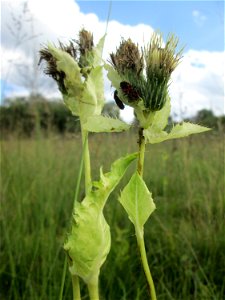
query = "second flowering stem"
xmin=136 ymin=127 xmax=157 ymax=300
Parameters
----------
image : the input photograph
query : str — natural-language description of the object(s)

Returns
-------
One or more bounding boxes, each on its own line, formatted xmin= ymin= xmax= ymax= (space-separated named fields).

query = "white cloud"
xmin=1 ymin=0 xmax=224 ymax=121
xmin=170 ymin=49 xmax=224 ymax=119
xmin=192 ymin=10 xmax=207 ymax=27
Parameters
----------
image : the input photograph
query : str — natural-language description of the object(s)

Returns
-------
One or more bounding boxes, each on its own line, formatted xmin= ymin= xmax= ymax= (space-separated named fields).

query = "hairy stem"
xmin=87 ymin=277 xmax=99 ymax=300
xmin=59 ymin=129 xmax=86 ymax=300
xmin=72 ymin=275 xmax=81 ymax=300
xmin=136 ymin=127 xmax=157 ymax=300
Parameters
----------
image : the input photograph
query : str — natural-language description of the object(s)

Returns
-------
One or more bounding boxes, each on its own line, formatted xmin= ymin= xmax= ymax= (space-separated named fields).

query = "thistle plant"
xmin=39 ymin=29 xmax=136 ymax=300
xmin=105 ymin=32 xmax=210 ymax=299
xmin=39 ymin=28 xmax=210 ymax=300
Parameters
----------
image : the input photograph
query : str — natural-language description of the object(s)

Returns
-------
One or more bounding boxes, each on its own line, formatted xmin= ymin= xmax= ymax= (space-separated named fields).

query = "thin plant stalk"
xmin=81 ymin=126 xmax=92 ymax=194
xmin=59 ymin=133 xmax=87 ymax=300
xmin=59 ymin=258 xmax=68 ymax=300
xmin=80 ymin=129 xmax=101 ymax=300
xmin=136 ymin=127 xmax=157 ymax=300
xmin=135 ymin=229 xmax=157 ymax=300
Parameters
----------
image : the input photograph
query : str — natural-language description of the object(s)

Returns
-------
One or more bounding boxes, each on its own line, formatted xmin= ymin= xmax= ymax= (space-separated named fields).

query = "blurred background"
xmin=1 ymin=1 xmax=224 ymax=299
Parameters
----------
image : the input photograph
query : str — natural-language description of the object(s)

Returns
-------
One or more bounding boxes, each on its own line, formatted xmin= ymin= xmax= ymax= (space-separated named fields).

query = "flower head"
xmin=39 ymin=29 xmax=105 ymax=121
xmin=110 ymin=38 xmax=143 ymax=76
xmin=108 ymin=32 xmax=183 ymax=112
xmin=39 ymin=44 xmax=69 ymax=93
xmin=39 ymin=29 xmax=94 ymax=92
xmin=76 ymin=29 xmax=94 ymax=69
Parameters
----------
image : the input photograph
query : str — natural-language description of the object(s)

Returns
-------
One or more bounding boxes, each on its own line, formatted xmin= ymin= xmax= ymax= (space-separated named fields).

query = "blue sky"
xmin=78 ymin=0 xmax=224 ymax=51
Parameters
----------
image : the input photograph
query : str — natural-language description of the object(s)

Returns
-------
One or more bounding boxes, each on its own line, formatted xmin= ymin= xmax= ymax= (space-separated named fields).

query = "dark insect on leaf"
xmin=120 ymin=81 xmax=140 ymax=102
xmin=114 ymin=90 xmax=125 ymax=110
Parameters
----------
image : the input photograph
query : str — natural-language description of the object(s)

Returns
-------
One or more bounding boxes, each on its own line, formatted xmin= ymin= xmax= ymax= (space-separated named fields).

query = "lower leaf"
xmin=64 ymin=153 xmax=137 ymax=284
xmin=119 ymin=172 xmax=156 ymax=231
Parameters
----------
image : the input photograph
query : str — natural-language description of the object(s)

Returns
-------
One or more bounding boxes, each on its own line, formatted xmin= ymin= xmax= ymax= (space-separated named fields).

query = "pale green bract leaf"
xmin=64 ymin=152 xmax=137 ymax=284
xmin=47 ymin=45 xmax=83 ymax=116
xmin=92 ymin=35 xmax=106 ymax=67
xmin=83 ymin=115 xmax=130 ymax=132
xmin=104 ymin=64 xmax=122 ymax=91
xmin=80 ymin=66 xmax=104 ymax=122
xmin=119 ymin=172 xmax=156 ymax=231
xmin=150 ymin=96 xmax=171 ymax=131
xmin=47 ymin=44 xmax=104 ymax=121
xmin=144 ymin=122 xmax=210 ymax=144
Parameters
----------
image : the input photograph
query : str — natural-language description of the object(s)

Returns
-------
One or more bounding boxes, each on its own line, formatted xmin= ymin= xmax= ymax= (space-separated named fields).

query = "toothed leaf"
xmin=144 ymin=122 xmax=210 ymax=144
xmin=64 ymin=153 xmax=137 ymax=284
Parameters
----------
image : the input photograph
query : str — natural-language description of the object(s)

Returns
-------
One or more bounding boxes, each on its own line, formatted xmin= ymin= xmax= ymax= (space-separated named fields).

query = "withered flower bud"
xmin=77 ymin=29 xmax=94 ymax=68
xmin=39 ymin=47 xmax=66 ymax=93
xmin=110 ymin=38 xmax=143 ymax=76
xmin=39 ymin=41 xmax=78 ymax=93
xmin=59 ymin=41 xmax=77 ymax=60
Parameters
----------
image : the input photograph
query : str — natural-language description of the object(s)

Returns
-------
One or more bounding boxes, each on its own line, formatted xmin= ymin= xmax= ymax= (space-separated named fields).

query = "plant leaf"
xmin=144 ymin=122 xmax=210 ymax=144
xmin=80 ymin=66 xmax=104 ymax=121
xmin=47 ymin=45 xmax=84 ymax=116
xmin=83 ymin=115 xmax=130 ymax=132
xmin=47 ymin=44 xmax=105 ymax=121
xmin=64 ymin=153 xmax=137 ymax=284
xmin=119 ymin=172 xmax=156 ymax=231
xmin=150 ymin=96 xmax=171 ymax=131
xmin=104 ymin=63 xmax=122 ymax=91
xmin=92 ymin=34 xmax=106 ymax=67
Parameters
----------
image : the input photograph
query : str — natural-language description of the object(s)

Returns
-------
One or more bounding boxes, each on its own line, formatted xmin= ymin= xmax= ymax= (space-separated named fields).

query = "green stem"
xmin=137 ymin=127 xmax=146 ymax=177
xmin=87 ymin=277 xmax=99 ymax=300
xmin=136 ymin=127 xmax=157 ymax=300
xmin=59 ymin=258 xmax=67 ymax=300
xmin=72 ymin=275 xmax=81 ymax=300
xmin=59 ymin=131 xmax=86 ymax=300
xmin=81 ymin=126 xmax=92 ymax=194
xmin=136 ymin=229 xmax=157 ymax=300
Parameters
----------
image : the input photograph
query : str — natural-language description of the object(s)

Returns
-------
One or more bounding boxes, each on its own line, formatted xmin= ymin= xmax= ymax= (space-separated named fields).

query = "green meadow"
xmin=1 ymin=132 xmax=224 ymax=299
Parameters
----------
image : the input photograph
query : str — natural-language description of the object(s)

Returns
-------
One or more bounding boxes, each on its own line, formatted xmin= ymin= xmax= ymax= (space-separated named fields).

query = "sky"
xmin=1 ymin=0 xmax=224 ymax=121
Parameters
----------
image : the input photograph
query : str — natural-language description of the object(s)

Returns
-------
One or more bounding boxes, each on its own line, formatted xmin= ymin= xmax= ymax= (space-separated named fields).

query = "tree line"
xmin=0 ymin=94 xmax=224 ymax=138
xmin=0 ymin=94 xmax=120 ymax=138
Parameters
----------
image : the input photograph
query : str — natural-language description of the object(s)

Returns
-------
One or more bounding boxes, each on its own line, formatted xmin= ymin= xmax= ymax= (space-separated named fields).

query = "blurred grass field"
xmin=1 ymin=131 xmax=224 ymax=300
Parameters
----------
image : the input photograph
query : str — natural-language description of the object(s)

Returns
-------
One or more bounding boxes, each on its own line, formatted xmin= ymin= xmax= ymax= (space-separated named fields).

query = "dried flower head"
xmin=59 ymin=41 xmax=77 ymax=60
xmin=39 ymin=29 xmax=95 ymax=92
xmin=76 ymin=29 xmax=94 ymax=69
xmin=77 ymin=29 xmax=94 ymax=56
xmin=110 ymin=38 xmax=143 ymax=76
xmin=39 ymin=46 xmax=67 ymax=93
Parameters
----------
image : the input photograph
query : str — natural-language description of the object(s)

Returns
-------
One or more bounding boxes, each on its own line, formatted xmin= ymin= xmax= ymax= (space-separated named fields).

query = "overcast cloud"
xmin=1 ymin=0 xmax=224 ymax=121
